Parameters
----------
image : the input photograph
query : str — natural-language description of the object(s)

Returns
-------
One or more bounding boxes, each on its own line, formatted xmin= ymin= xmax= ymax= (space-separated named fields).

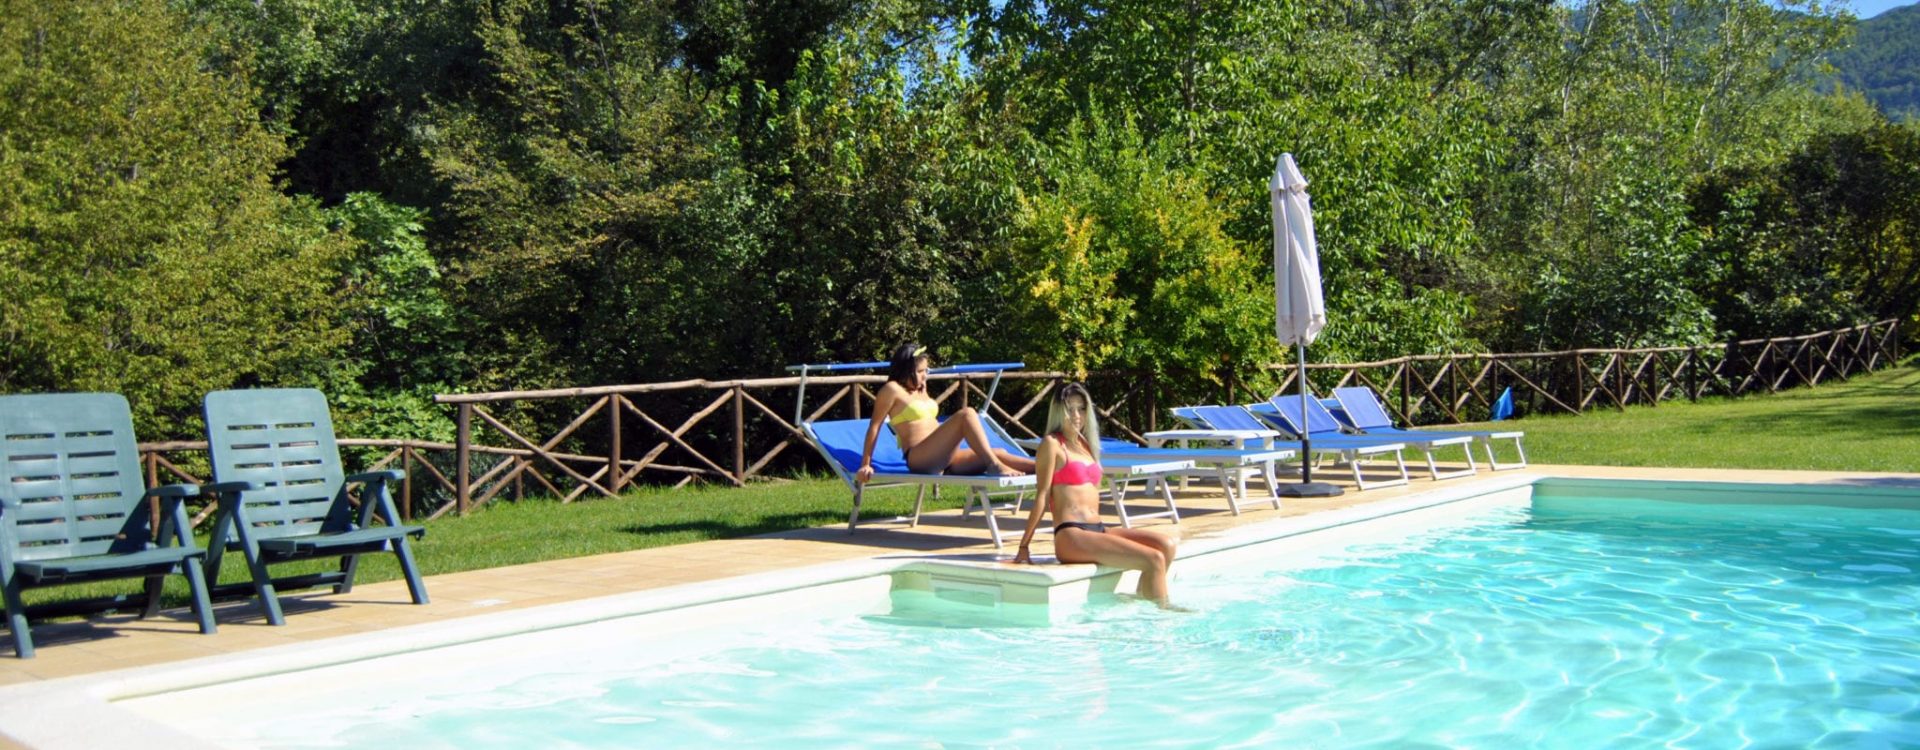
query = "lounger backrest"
xmin=1244 ymin=402 xmax=1289 ymax=431
xmin=805 ymin=419 xmax=911 ymax=475
xmin=0 ymin=393 xmax=152 ymax=562
xmin=1168 ymin=406 xmax=1209 ymax=429
xmin=980 ymin=417 xmax=1034 ymax=460
xmin=204 ymin=388 xmax=352 ymax=540
xmin=1266 ymin=396 xmax=1346 ymax=437
xmin=1282 ymin=397 xmax=1344 ymax=437
xmin=1192 ymin=405 xmax=1267 ymax=431
xmin=1331 ymin=387 xmax=1396 ymax=430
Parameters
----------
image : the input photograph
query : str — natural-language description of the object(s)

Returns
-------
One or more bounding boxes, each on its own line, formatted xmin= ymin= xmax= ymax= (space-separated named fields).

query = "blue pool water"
xmin=264 ymin=495 xmax=1920 ymax=748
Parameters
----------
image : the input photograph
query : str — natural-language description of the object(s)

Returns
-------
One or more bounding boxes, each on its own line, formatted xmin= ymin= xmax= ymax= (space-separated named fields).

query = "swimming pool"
xmin=94 ymin=476 xmax=1920 ymax=748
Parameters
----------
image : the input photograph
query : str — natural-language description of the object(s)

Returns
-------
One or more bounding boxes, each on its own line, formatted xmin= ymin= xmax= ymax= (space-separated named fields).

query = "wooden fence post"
xmin=1566 ymin=351 xmax=1582 ymax=414
xmin=1687 ymin=347 xmax=1699 ymax=400
xmin=1649 ymin=352 xmax=1660 ymax=406
xmin=733 ymin=385 xmax=746 ymax=486
xmin=402 ymin=446 xmax=414 ymax=522
xmin=609 ymin=394 xmax=623 ymax=495
xmin=456 ymin=403 xmax=472 ymax=516
xmin=1400 ymin=364 xmax=1411 ymax=425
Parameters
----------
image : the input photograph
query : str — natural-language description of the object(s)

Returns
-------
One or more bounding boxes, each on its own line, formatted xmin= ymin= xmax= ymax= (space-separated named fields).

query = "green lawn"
xmin=1497 ymin=357 xmax=1919 ymax=472
xmin=20 ymin=358 xmax=1919 ymax=614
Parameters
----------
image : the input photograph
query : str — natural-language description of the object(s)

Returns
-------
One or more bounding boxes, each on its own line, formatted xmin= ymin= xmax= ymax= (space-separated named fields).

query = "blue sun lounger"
xmin=1092 ymin=438 xmax=1299 ymax=515
xmin=803 ymin=419 xmax=1036 ymax=548
xmin=1252 ymin=396 xmax=1479 ymax=481
xmin=980 ymin=419 xmax=1194 ymax=527
xmin=1190 ymin=404 xmax=1410 ymax=490
xmin=790 ymin=360 xmax=1042 ymax=546
xmin=1331 ymin=386 xmax=1527 ymax=471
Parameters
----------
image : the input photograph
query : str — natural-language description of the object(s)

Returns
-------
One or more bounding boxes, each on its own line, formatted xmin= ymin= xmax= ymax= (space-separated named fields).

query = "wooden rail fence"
xmin=1247 ymin=319 xmax=1903 ymax=426
xmin=134 ymin=319 xmax=1901 ymax=525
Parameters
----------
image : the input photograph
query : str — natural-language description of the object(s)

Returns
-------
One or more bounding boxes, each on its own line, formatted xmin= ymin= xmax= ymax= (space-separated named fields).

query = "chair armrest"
xmin=202 ymin=481 xmax=254 ymax=495
xmin=143 ymin=483 xmax=201 ymax=500
xmin=346 ymin=469 xmax=406 ymax=485
xmin=346 ymin=470 xmax=409 ymax=528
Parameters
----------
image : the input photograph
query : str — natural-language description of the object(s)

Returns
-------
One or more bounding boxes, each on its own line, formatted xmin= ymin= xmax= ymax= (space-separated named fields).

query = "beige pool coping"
xmin=2 ymin=463 xmax=1915 ymax=699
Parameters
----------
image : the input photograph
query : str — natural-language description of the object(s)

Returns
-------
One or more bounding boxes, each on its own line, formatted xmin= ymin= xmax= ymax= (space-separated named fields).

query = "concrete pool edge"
xmin=3 ymin=470 xmax=1914 ymax=749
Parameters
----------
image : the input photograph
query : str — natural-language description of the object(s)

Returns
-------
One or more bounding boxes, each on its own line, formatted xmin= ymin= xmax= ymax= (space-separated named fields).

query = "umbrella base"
xmin=1275 ymin=481 xmax=1344 ymax=498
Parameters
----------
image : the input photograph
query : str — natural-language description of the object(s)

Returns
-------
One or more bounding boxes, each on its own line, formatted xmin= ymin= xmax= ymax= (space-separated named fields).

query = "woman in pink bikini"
xmin=1011 ymin=382 xmax=1179 ymax=607
xmin=854 ymin=343 xmax=1035 ymax=483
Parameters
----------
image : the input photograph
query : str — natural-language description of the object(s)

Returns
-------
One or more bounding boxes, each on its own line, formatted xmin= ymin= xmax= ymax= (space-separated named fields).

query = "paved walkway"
xmin=3 ymin=464 xmax=1915 ymax=690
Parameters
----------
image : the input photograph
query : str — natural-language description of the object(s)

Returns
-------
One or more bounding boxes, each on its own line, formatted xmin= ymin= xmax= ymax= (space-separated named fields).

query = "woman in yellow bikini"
xmin=1012 ymin=382 xmax=1179 ymax=607
xmin=854 ymin=343 xmax=1035 ymax=484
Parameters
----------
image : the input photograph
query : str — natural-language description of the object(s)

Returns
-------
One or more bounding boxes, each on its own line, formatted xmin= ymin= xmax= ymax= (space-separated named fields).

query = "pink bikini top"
xmin=1052 ymin=460 xmax=1101 ymax=486
xmin=1051 ymin=458 xmax=1102 ymax=486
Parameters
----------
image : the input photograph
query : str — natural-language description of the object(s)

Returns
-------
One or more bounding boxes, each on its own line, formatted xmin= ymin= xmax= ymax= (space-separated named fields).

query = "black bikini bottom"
xmin=1054 ymin=521 xmax=1108 ymax=534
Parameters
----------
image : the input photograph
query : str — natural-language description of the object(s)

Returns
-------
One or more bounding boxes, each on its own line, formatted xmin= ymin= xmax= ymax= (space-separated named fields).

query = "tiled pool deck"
xmin=3 ymin=463 xmax=1915 ymax=698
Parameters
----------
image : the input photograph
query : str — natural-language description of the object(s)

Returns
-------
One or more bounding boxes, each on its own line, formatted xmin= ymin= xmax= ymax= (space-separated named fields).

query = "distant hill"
xmin=1833 ymin=3 xmax=1920 ymax=121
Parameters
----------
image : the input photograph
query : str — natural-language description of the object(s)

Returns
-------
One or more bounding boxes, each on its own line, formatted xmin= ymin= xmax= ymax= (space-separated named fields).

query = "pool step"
xmin=887 ymin=560 xmax=1133 ymax=625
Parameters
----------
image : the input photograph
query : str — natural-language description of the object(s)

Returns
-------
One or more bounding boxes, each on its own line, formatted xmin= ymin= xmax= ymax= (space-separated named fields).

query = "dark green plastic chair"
xmin=201 ymin=388 xmax=427 ymax=625
xmin=1 ymin=393 xmax=216 ymax=658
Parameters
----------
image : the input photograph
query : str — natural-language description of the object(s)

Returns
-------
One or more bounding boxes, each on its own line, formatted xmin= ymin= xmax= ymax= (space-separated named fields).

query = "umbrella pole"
xmin=1278 ymin=343 xmax=1342 ymax=498
xmin=1299 ymin=344 xmax=1312 ymax=483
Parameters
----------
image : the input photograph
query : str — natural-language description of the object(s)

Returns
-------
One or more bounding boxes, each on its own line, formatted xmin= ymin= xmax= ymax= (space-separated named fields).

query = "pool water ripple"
xmin=236 ymin=495 xmax=1920 ymax=749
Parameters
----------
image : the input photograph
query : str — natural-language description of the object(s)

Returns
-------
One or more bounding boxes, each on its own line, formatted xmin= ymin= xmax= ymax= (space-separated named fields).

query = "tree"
xmin=0 ymin=0 xmax=353 ymax=435
xmin=998 ymin=121 xmax=1276 ymax=391
xmin=1691 ymin=124 xmax=1920 ymax=338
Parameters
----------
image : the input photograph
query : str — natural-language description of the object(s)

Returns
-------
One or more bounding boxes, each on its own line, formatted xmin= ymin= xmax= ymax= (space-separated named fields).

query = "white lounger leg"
xmin=1260 ymin=460 xmax=1281 ymax=510
xmin=1350 ymin=449 xmax=1411 ymax=491
xmin=1421 ymin=440 xmax=1478 ymax=481
xmin=1216 ymin=467 xmax=1246 ymax=515
xmin=1109 ymin=476 xmax=1181 ymax=528
xmin=977 ymin=487 xmax=1006 ymax=548
xmin=849 ymin=485 xmax=866 ymax=532
xmin=1487 ymin=433 xmax=1528 ymax=470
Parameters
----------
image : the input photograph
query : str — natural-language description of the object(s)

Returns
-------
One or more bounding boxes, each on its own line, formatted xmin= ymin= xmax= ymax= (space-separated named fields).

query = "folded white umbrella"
xmin=1272 ymin=153 xmax=1326 ymax=347
xmin=1271 ymin=153 xmax=1339 ymax=496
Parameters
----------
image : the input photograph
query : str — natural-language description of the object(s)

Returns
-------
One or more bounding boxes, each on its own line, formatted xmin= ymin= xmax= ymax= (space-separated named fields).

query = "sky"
xmin=1845 ymin=0 xmax=1914 ymax=17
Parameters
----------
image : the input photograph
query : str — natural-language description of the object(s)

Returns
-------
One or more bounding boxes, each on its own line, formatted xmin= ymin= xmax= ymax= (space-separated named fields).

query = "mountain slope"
xmin=1833 ymin=3 xmax=1920 ymax=121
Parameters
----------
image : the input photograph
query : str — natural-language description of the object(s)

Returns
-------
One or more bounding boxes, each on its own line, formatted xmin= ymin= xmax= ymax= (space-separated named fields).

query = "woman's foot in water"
xmin=1113 ymin=594 xmax=1194 ymax=613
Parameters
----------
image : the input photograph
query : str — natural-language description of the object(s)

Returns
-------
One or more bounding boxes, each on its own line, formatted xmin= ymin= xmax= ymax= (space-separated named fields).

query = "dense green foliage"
xmin=3 ymin=0 xmax=1917 ymax=439
xmin=1833 ymin=3 xmax=1920 ymax=121
xmin=0 ymin=0 xmax=353 ymax=433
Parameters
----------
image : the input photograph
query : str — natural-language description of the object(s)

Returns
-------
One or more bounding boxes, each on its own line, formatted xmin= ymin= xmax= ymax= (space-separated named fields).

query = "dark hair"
xmin=888 ymin=342 xmax=928 ymax=385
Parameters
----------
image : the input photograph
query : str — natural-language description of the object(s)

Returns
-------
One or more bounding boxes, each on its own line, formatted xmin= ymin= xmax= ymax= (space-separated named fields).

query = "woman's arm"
xmin=1013 ymin=435 xmax=1057 ymax=563
xmin=855 ymin=383 xmax=899 ymax=485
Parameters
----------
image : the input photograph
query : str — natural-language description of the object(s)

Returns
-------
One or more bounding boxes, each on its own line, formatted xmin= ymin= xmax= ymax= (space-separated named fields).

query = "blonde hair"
xmin=1043 ymin=382 xmax=1101 ymax=461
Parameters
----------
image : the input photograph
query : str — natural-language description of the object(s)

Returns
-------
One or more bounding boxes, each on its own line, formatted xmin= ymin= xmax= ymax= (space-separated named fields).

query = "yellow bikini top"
xmin=889 ymin=398 xmax=938 ymax=427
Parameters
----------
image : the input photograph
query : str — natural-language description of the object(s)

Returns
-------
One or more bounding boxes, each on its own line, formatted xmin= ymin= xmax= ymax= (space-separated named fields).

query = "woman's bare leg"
xmin=1055 ymin=530 xmax=1170 ymax=605
xmin=905 ymin=407 xmax=1024 ymax=475
xmin=1109 ymin=527 xmax=1176 ymax=566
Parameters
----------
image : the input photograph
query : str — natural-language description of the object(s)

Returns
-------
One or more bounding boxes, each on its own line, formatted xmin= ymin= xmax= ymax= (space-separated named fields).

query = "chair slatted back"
xmin=1266 ymin=396 xmax=1346 ymax=436
xmin=1168 ymin=406 xmax=1208 ymax=428
xmin=1192 ymin=405 xmax=1267 ymax=432
xmin=0 ymin=394 xmax=148 ymax=561
xmin=203 ymin=389 xmax=349 ymax=539
xmin=1331 ymin=387 xmax=1395 ymax=430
